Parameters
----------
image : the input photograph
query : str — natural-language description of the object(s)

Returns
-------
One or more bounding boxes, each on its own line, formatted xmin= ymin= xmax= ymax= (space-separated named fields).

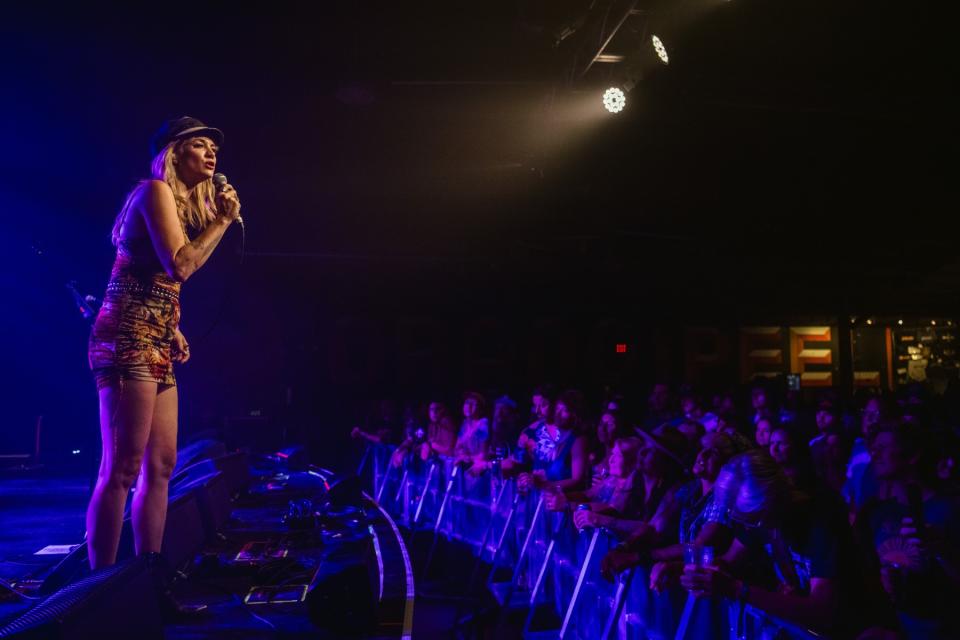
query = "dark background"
xmin=1 ymin=1 xmax=955 ymax=468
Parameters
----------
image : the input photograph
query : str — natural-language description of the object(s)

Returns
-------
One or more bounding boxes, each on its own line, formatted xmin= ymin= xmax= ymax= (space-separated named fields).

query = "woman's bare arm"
xmin=543 ymin=435 xmax=591 ymax=492
xmin=139 ymin=180 xmax=233 ymax=282
xmin=430 ymin=425 xmax=457 ymax=456
xmin=741 ymin=577 xmax=838 ymax=632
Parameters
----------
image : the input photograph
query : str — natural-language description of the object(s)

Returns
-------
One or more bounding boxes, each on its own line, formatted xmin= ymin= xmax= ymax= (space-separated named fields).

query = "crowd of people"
xmin=350 ymin=380 xmax=960 ymax=639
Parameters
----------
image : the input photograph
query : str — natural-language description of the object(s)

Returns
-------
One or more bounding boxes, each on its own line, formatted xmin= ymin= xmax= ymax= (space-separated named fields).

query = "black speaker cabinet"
xmin=0 ymin=554 xmax=162 ymax=639
xmin=160 ymin=489 xmax=206 ymax=573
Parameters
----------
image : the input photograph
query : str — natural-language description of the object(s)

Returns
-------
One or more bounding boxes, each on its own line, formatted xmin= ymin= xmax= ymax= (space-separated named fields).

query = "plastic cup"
xmin=576 ymin=503 xmax=592 ymax=533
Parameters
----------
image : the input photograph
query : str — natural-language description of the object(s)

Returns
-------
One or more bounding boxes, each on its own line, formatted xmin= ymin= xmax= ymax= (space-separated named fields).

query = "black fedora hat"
xmin=149 ymin=116 xmax=223 ymax=158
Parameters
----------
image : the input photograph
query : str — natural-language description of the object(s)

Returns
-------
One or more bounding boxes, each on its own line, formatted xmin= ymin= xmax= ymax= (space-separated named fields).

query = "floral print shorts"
xmin=88 ymin=271 xmax=181 ymax=390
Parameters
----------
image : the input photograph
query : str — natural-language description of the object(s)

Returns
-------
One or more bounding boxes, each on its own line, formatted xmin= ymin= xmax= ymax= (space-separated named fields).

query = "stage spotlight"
xmin=651 ymin=35 xmax=669 ymax=65
xmin=898 ymin=319 xmax=904 ymax=326
xmin=603 ymin=87 xmax=626 ymax=113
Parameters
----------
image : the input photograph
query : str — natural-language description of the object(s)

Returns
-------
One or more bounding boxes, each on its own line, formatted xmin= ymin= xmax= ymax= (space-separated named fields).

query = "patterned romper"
xmin=88 ymin=235 xmax=181 ymax=389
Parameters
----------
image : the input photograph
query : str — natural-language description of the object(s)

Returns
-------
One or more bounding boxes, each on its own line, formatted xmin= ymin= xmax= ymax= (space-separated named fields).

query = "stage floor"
xmin=0 ymin=473 xmax=88 ymax=571
xmin=0 ymin=467 xmax=524 ymax=639
xmin=0 ymin=464 xmax=418 ymax=639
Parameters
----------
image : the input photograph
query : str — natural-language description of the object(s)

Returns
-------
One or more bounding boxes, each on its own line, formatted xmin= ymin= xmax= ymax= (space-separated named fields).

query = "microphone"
xmin=212 ymin=172 xmax=244 ymax=229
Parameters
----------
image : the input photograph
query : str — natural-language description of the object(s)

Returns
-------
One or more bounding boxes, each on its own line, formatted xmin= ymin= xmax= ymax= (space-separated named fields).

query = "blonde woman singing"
xmin=86 ymin=116 xmax=241 ymax=568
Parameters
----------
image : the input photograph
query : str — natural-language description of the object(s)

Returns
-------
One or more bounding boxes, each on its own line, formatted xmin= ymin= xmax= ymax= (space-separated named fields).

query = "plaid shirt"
xmin=676 ymin=479 xmax=729 ymax=544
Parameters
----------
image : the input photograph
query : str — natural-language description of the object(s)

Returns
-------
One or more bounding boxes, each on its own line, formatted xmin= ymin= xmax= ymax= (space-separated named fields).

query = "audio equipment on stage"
xmin=0 ymin=555 xmax=162 ymax=639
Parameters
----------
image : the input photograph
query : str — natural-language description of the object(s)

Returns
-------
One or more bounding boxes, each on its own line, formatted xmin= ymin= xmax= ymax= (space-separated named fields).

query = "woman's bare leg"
xmin=86 ymin=380 xmax=157 ymax=569
xmin=132 ymin=384 xmax=178 ymax=555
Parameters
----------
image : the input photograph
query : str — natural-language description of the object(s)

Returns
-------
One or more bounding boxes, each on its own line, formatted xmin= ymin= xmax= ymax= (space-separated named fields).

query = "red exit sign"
xmin=615 ymin=344 xmax=628 ymax=354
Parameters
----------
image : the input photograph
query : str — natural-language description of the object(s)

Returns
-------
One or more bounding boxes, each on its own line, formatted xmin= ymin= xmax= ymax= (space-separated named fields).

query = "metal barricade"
xmin=366 ymin=450 xmax=822 ymax=640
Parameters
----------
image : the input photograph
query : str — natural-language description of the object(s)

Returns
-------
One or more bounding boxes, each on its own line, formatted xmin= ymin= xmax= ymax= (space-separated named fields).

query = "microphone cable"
xmin=194 ymin=216 xmax=245 ymax=344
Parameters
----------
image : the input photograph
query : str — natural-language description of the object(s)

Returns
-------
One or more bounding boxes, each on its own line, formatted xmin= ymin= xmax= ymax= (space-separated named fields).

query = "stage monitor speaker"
xmin=171 ymin=450 xmax=248 ymax=498
xmin=274 ymin=445 xmax=308 ymax=470
xmin=322 ymin=473 xmax=363 ymax=510
xmin=160 ymin=488 xmax=206 ymax=574
xmin=0 ymin=554 xmax=162 ymax=639
xmin=171 ymin=470 xmax=232 ymax=540
xmin=210 ymin=451 xmax=249 ymax=496
xmin=170 ymin=458 xmax=217 ymax=493
xmin=172 ymin=439 xmax=226 ymax=475
xmin=196 ymin=471 xmax=232 ymax=536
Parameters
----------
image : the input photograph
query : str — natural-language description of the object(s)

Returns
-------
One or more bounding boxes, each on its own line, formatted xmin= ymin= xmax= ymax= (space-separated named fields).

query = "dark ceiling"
xmin=2 ymin=0 xmax=956 ymax=316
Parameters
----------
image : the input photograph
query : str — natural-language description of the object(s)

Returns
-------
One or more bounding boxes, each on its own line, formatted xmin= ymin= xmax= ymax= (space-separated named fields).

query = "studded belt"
xmin=106 ymin=281 xmax=179 ymax=302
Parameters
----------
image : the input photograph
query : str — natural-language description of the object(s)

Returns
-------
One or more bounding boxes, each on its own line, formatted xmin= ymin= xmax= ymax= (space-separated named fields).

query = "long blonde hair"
xmin=111 ymin=138 xmax=217 ymax=245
